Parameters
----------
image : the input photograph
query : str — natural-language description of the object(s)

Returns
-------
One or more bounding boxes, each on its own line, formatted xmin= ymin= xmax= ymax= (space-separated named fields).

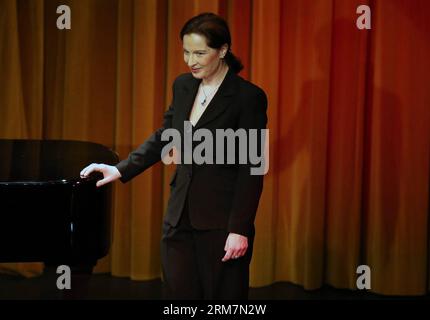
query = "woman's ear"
xmin=220 ymin=44 xmax=229 ymax=58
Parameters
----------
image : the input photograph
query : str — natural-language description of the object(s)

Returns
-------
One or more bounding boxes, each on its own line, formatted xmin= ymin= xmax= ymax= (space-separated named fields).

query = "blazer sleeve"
xmin=227 ymin=88 xmax=268 ymax=237
xmin=115 ymin=82 xmax=176 ymax=183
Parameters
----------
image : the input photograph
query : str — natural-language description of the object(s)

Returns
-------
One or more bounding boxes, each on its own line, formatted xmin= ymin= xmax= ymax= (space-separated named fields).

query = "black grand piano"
xmin=0 ymin=139 xmax=118 ymax=274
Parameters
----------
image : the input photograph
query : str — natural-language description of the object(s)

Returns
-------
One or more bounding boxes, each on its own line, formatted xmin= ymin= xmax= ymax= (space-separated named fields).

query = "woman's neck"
xmin=202 ymin=62 xmax=229 ymax=86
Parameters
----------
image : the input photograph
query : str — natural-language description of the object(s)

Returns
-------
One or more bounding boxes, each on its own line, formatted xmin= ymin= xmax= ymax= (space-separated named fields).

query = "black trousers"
xmin=161 ymin=199 xmax=255 ymax=300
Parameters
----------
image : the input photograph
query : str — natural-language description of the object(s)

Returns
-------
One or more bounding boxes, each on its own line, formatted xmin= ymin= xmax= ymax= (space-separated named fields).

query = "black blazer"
xmin=116 ymin=68 xmax=268 ymax=237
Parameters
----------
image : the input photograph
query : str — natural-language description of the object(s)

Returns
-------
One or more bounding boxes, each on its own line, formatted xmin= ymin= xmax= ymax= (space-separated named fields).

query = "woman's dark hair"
xmin=180 ymin=12 xmax=243 ymax=74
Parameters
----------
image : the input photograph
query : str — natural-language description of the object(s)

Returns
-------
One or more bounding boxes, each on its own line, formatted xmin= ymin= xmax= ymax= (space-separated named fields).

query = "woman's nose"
xmin=187 ymin=55 xmax=195 ymax=67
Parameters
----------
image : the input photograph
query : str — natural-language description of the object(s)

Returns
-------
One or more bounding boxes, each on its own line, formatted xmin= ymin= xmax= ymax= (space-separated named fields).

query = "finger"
xmin=238 ymin=247 xmax=247 ymax=258
xmin=226 ymin=245 xmax=244 ymax=258
xmin=80 ymin=165 xmax=90 ymax=177
xmin=229 ymin=249 xmax=240 ymax=260
xmin=81 ymin=168 xmax=91 ymax=178
xmin=224 ymin=237 xmax=230 ymax=251
xmin=96 ymin=176 xmax=111 ymax=188
xmin=222 ymin=249 xmax=234 ymax=262
xmin=234 ymin=250 xmax=242 ymax=259
xmin=96 ymin=172 xmax=115 ymax=187
xmin=233 ymin=249 xmax=242 ymax=259
xmin=239 ymin=245 xmax=248 ymax=256
xmin=80 ymin=163 xmax=96 ymax=177
xmin=82 ymin=164 xmax=102 ymax=177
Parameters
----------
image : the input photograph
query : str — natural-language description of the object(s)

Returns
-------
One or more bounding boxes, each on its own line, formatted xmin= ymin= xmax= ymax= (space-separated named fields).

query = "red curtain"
xmin=0 ymin=0 xmax=429 ymax=295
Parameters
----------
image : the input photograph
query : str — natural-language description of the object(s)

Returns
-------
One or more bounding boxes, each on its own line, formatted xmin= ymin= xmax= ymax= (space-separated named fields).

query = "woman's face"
xmin=183 ymin=33 xmax=226 ymax=80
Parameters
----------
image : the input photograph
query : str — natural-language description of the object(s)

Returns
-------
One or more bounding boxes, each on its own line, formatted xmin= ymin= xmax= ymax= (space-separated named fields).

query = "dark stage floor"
xmin=0 ymin=272 xmax=428 ymax=300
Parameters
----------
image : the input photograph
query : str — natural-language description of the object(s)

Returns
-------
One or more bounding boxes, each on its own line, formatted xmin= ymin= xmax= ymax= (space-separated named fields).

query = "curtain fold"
xmin=0 ymin=0 xmax=429 ymax=295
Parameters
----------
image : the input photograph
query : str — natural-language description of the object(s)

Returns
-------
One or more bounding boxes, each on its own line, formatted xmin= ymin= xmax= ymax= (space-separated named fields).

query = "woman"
xmin=80 ymin=12 xmax=267 ymax=299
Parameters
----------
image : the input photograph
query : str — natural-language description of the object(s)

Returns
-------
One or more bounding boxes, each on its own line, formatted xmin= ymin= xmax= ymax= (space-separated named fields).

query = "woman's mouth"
xmin=191 ymin=68 xmax=202 ymax=73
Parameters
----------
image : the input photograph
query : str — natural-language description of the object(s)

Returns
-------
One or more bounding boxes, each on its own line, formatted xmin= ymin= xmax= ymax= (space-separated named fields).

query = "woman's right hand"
xmin=80 ymin=163 xmax=122 ymax=188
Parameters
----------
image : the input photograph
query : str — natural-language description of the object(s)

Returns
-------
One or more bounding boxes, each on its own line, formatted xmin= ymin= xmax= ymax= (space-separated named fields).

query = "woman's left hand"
xmin=222 ymin=233 xmax=248 ymax=262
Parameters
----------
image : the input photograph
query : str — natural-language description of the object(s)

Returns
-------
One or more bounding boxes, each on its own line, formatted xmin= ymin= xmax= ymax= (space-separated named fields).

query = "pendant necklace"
xmin=200 ymin=82 xmax=221 ymax=107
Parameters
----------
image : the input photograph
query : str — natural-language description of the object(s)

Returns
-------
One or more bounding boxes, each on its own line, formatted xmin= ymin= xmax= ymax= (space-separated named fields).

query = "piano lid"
xmin=0 ymin=139 xmax=119 ymax=185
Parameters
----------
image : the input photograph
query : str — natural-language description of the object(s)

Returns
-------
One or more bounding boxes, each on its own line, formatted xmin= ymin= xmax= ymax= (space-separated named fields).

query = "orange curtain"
xmin=0 ymin=0 xmax=429 ymax=295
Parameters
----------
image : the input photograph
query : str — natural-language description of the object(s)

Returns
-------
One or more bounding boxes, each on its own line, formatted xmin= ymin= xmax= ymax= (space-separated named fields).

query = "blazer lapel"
xmin=176 ymin=68 xmax=239 ymax=130
xmin=176 ymin=76 xmax=201 ymax=128
xmin=194 ymin=69 xmax=238 ymax=129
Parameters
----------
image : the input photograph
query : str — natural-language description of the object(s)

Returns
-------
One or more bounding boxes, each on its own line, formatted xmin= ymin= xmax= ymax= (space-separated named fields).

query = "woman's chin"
xmin=191 ymin=73 xmax=204 ymax=79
